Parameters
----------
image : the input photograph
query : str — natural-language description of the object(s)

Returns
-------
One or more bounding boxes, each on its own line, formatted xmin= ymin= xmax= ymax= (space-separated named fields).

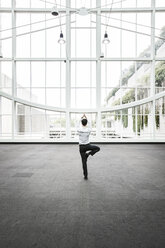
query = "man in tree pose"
xmin=77 ymin=114 xmax=100 ymax=180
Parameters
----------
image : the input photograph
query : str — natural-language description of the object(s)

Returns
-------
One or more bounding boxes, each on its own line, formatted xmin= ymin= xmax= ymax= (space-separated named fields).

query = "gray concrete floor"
xmin=0 ymin=144 xmax=165 ymax=248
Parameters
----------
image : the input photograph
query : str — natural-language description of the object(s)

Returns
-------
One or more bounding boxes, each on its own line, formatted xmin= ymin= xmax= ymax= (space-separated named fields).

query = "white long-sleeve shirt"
xmin=77 ymin=120 xmax=92 ymax=145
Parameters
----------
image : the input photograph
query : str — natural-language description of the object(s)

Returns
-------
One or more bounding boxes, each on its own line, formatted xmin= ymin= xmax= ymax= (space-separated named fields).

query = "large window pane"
xmin=0 ymin=116 xmax=12 ymax=138
xmin=16 ymin=62 xmax=30 ymax=88
xmin=71 ymin=62 xmax=96 ymax=87
xmin=101 ymin=61 xmax=120 ymax=87
xmin=71 ymin=88 xmax=96 ymax=108
xmin=155 ymin=97 xmax=165 ymax=138
xmin=135 ymin=62 xmax=151 ymax=88
xmin=1 ymin=97 xmax=12 ymax=115
xmin=16 ymin=104 xmax=31 ymax=137
xmin=101 ymin=112 xmax=121 ymax=139
xmin=16 ymin=0 xmax=30 ymax=8
xmin=31 ymin=88 xmax=45 ymax=104
xmin=101 ymin=13 xmax=121 ymax=58
xmin=17 ymin=88 xmax=31 ymax=102
xmin=155 ymin=12 xmax=165 ymax=58
xmin=0 ymin=97 xmax=12 ymax=138
xmin=71 ymin=0 xmax=96 ymax=9
xmin=137 ymin=13 xmax=151 ymax=57
xmin=46 ymin=88 xmax=65 ymax=107
xmin=101 ymin=103 xmax=152 ymax=139
xmin=121 ymin=88 xmax=135 ymax=105
xmin=156 ymin=0 xmax=165 ymax=7
xmin=121 ymin=0 xmax=136 ymax=8
xmin=71 ymin=29 xmax=96 ymax=58
xmin=0 ymin=13 xmax=12 ymax=58
xmin=31 ymin=62 xmax=45 ymax=87
xmin=102 ymin=87 xmax=121 ymax=107
xmin=46 ymin=111 xmax=66 ymax=139
xmin=31 ymin=114 xmax=46 ymax=137
xmin=46 ymin=62 xmax=65 ymax=87
xmin=121 ymin=62 xmax=135 ymax=87
xmin=0 ymin=0 xmax=11 ymax=7
xmin=155 ymin=61 xmax=165 ymax=93
xmin=0 ymin=62 xmax=12 ymax=95
xmin=16 ymin=13 xmax=30 ymax=58
xmin=100 ymin=0 xmax=121 ymax=8
xmin=46 ymin=14 xmax=66 ymax=58
xmin=121 ymin=13 xmax=136 ymax=57
xmin=31 ymin=31 xmax=45 ymax=58
xmin=137 ymin=0 xmax=151 ymax=7
xmin=31 ymin=14 xmax=45 ymax=58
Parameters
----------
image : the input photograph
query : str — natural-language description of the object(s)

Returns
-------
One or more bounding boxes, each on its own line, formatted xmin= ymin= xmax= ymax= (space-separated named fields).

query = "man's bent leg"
xmin=87 ymin=144 xmax=100 ymax=156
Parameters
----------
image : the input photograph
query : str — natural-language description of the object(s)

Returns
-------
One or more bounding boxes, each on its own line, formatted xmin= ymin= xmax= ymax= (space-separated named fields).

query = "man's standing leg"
xmin=79 ymin=146 xmax=88 ymax=179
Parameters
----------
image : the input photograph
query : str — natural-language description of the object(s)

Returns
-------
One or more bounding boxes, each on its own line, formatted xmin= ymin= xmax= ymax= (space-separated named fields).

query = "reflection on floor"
xmin=0 ymin=144 xmax=165 ymax=248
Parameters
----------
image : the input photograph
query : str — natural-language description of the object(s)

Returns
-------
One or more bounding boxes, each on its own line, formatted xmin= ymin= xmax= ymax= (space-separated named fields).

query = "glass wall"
xmin=15 ymin=103 xmax=66 ymax=139
xmin=0 ymin=0 xmax=165 ymax=141
xmin=0 ymin=97 xmax=12 ymax=138
xmin=101 ymin=103 xmax=152 ymax=139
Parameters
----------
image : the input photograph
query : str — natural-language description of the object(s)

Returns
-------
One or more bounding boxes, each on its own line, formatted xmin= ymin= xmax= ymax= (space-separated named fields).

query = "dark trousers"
xmin=79 ymin=143 xmax=100 ymax=177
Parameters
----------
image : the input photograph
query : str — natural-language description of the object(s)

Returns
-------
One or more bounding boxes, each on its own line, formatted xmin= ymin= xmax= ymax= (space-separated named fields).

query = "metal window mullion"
xmin=5 ymin=7 xmax=165 ymax=13
xmin=0 ymin=0 xmax=2 ymax=112
xmin=66 ymin=0 xmax=71 ymax=140
xmin=2 ymin=6 xmax=165 ymax=12
xmin=30 ymin=106 xmax=32 ymax=137
xmin=14 ymin=58 xmax=157 ymax=62
xmin=60 ymin=2 xmax=62 ymax=110
xmin=135 ymin=8 xmax=138 ymax=138
xmin=13 ymin=8 xmax=67 ymax=13
xmin=45 ymin=109 xmax=48 ymax=138
xmin=45 ymin=5 xmax=47 ymax=138
xmin=74 ymin=4 xmax=77 ymax=113
xmin=60 ymin=55 xmax=62 ymax=108
xmin=0 ymin=96 xmax=2 ymax=135
xmin=100 ymin=8 xmax=154 ymax=13
xmin=135 ymin=62 xmax=138 ymax=137
xmin=105 ymin=46 xmax=107 ymax=110
xmin=96 ymin=0 xmax=101 ymax=139
xmin=120 ymin=11 xmax=122 ymax=139
xmin=30 ymin=11 xmax=32 ymax=103
xmin=45 ymin=9 xmax=47 ymax=106
xmin=90 ymin=0 xmax=94 ymax=109
xmin=151 ymin=0 xmax=155 ymax=139
xmin=12 ymin=0 xmax=16 ymax=140
xmin=30 ymin=14 xmax=32 ymax=137
xmin=90 ymin=6 xmax=92 ymax=108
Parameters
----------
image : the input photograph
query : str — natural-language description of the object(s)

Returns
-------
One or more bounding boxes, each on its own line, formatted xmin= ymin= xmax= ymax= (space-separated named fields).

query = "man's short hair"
xmin=81 ymin=118 xmax=88 ymax=126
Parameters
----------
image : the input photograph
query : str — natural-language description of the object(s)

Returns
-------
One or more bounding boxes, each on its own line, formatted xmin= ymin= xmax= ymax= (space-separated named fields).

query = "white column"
xmin=66 ymin=0 xmax=71 ymax=140
xmin=0 ymin=4 xmax=2 ymax=135
xmin=96 ymin=0 xmax=101 ymax=140
xmin=12 ymin=0 xmax=16 ymax=140
xmin=151 ymin=0 xmax=155 ymax=139
xmin=0 ymin=96 xmax=2 ymax=135
xmin=0 ymin=2 xmax=2 ymax=136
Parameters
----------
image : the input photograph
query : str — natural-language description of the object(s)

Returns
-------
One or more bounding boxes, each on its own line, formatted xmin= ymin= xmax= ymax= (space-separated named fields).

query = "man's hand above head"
xmin=81 ymin=114 xmax=87 ymax=119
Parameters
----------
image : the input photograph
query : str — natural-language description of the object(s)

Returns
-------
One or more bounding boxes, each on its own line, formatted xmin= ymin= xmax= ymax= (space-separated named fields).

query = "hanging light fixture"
xmin=51 ymin=6 xmax=59 ymax=16
xmin=102 ymin=0 xmax=114 ymax=45
xmin=102 ymin=31 xmax=110 ymax=44
xmin=58 ymin=31 xmax=65 ymax=44
xmin=100 ymin=52 xmax=104 ymax=58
